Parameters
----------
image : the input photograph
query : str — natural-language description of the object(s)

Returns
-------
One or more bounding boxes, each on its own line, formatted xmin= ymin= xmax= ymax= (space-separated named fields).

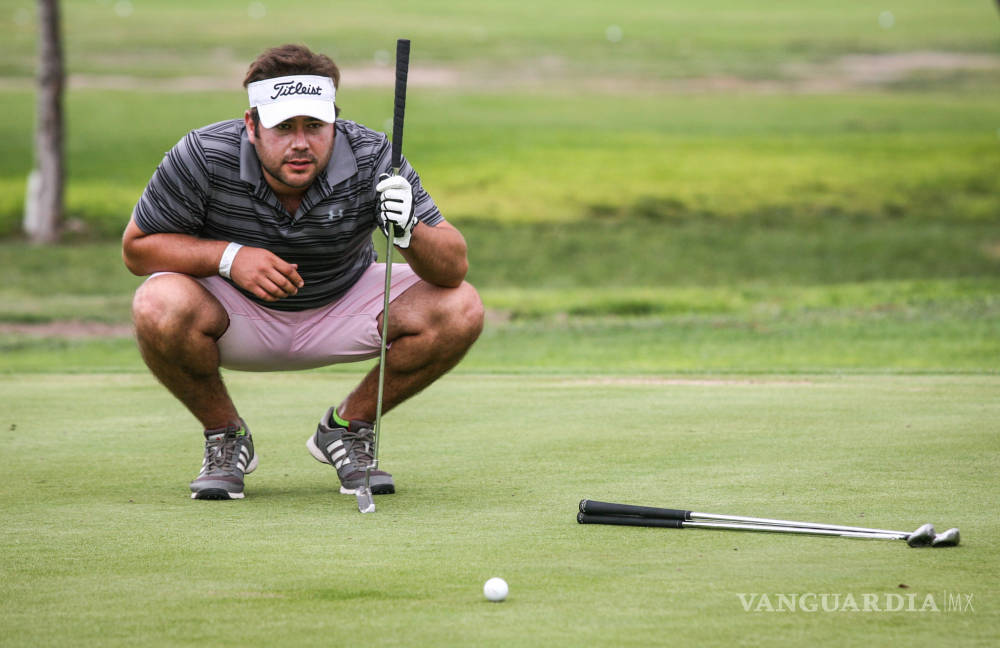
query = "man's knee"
xmin=447 ymin=281 xmax=485 ymax=346
xmin=132 ymin=275 xmax=226 ymax=341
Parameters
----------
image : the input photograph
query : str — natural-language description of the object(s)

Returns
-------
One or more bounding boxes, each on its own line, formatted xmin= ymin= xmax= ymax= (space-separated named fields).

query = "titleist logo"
xmin=270 ymin=80 xmax=324 ymax=100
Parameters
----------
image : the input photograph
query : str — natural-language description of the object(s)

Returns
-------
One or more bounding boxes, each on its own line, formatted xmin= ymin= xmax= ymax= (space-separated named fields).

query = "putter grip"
xmin=578 ymin=513 xmax=684 ymax=529
xmin=579 ymin=499 xmax=691 ymax=521
xmin=391 ymin=38 xmax=410 ymax=171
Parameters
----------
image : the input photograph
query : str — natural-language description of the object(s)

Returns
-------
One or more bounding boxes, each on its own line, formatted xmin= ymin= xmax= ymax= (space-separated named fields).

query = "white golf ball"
xmin=483 ymin=577 xmax=508 ymax=602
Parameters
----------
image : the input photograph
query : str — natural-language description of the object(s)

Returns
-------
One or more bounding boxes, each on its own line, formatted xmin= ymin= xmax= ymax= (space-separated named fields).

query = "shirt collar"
xmin=239 ymin=124 xmax=262 ymax=188
xmin=324 ymin=122 xmax=358 ymax=188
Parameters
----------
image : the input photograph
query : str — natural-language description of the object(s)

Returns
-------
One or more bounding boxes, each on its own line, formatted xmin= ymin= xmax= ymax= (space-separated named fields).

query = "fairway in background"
xmin=4 ymin=0 xmax=998 ymax=78
xmin=1 ymin=1 xmax=999 ymax=232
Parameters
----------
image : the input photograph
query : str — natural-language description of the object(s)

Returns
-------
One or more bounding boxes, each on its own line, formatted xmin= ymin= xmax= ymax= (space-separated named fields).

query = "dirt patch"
xmin=2 ymin=51 xmax=994 ymax=94
xmin=782 ymin=51 xmax=1000 ymax=91
xmin=0 ymin=65 xmax=462 ymax=93
xmin=836 ymin=51 xmax=1000 ymax=83
xmin=340 ymin=64 xmax=462 ymax=88
xmin=0 ymin=321 xmax=133 ymax=339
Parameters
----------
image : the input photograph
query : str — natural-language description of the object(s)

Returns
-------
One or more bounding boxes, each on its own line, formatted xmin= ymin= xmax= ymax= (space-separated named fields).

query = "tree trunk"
xmin=25 ymin=0 xmax=64 ymax=244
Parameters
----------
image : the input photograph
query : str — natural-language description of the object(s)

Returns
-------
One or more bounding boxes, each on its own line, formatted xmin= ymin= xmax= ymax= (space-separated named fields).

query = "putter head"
xmin=906 ymin=523 xmax=936 ymax=548
xmin=356 ymin=486 xmax=375 ymax=514
xmin=356 ymin=466 xmax=376 ymax=514
xmin=931 ymin=527 xmax=960 ymax=547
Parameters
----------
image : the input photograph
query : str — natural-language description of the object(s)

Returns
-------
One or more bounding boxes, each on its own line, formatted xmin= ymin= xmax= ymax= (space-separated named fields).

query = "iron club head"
xmin=356 ymin=486 xmax=375 ymax=514
xmin=906 ymin=523 xmax=936 ymax=547
xmin=931 ymin=527 xmax=960 ymax=547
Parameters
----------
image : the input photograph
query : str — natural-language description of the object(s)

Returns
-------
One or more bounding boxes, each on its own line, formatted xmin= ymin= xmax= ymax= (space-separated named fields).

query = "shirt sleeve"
xmin=403 ymin=155 xmax=444 ymax=227
xmin=132 ymin=131 xmax=211 ymax=235
xmin=372 ymin=134 xmax=444 ymax=227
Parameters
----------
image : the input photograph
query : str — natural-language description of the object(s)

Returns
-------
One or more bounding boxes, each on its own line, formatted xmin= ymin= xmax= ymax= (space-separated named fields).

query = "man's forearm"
xmin=123 ymin=227 xmax=228 ymax=277
xmin=396 ymin=221 xmax=469 ymax=288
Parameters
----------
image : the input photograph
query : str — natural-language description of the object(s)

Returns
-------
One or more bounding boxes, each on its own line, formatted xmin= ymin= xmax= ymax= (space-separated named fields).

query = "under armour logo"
xmin=327 ymin=208 xmax=345 ymax=220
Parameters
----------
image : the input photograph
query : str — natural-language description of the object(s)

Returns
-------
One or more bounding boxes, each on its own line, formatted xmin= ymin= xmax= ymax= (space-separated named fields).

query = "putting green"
xmin=1 ymin=372 xmax=996 ymax=646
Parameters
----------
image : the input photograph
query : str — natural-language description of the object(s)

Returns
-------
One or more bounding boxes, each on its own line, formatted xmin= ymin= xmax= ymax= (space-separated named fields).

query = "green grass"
xmin=1 ymin=372 xmax=998 ymax=646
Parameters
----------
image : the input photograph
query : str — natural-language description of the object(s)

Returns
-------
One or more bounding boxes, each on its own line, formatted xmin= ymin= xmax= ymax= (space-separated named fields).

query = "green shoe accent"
xmin=330 ymin=408 xmax=351 ymax=428
xmin=308 ymin=407 xmax=395 ymax=495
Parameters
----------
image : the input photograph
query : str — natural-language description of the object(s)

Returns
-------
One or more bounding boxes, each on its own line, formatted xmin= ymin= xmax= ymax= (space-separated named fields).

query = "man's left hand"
xmin=376 ymin=174 xmax=416 ymax=248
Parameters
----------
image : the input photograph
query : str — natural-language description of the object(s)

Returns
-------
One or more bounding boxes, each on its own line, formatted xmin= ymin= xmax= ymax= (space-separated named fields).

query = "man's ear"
xmin=244 ymin=110 xmax=257 ymax=143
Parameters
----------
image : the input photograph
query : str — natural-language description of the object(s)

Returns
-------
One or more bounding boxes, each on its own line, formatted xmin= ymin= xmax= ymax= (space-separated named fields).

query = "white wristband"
xmin=218 ymin=242 xmax=243 ymax=279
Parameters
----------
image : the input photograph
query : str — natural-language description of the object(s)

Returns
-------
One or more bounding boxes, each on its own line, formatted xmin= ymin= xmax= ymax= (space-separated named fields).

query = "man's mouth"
xmin=285 ymin=158 xmax=315 ymax=172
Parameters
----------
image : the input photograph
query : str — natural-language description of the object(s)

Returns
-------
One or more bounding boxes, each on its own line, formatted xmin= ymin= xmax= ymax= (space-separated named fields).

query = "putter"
xmin=357 ymin=38 xmax=411 ymax=514
xmin=578 ymin=500 xmax=957 ymax=548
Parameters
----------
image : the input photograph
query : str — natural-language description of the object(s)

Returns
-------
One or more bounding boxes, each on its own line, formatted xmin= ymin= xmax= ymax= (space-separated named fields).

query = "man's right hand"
xmin=228 ymin=246 xmax=305 ymax=302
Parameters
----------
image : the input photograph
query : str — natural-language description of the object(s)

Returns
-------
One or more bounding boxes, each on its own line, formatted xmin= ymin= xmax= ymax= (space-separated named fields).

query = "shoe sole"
xmin=307 ymin=436 xmax=395 ymax=495
xmin=191 ymin=488 xmax=244 ymax=500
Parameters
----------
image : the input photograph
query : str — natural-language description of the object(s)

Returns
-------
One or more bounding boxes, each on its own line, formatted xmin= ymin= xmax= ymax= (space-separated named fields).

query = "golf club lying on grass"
xmin=577 ymin=500 xmax=960 ymax=548
xmin=356 ymin=38 xmax=411 ymax=515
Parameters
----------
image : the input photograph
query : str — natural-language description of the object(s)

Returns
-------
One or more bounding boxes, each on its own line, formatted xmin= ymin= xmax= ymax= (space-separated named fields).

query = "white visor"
xmin=248 ymin=75 xmax=336 ymax=128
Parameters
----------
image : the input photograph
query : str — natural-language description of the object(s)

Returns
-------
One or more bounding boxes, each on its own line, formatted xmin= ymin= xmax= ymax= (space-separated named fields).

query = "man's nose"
xmin=290 ymin=125 xmax=309 ymax=148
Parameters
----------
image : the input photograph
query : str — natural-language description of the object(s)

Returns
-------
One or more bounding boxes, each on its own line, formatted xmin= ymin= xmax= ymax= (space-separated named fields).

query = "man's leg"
xmin=337 ymin=279 xmax=484 ymax=422
xmin=307 ymin=275 xmax=482 ymax=495
xmin=132 ymin=274 xmax=258 ymax=500
xmin=131 ymin=274 xmax=239 ymax=429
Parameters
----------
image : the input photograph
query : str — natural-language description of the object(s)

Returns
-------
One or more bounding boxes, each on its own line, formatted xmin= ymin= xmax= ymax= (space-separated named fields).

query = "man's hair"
xmin=244 ymin=44 xmax=341 ymax=124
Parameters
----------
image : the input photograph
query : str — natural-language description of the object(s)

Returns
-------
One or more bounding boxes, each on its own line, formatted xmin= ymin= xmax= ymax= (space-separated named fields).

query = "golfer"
xmin=122 ymin=44 xmax=483 ymax=500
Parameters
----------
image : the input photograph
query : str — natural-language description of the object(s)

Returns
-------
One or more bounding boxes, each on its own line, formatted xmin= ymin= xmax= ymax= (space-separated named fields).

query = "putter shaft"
xmin=360 ymin=213 xmax=395 ymax=513
xmin=689 ymin=512 xmax=912 ymax=537
xmin=371 ymin=163 xmax=401 ymax=468
xmin=687 ymin=520 xmax=907 ymax=540
xmin=370 ymin=215 xmax=395 ymax=473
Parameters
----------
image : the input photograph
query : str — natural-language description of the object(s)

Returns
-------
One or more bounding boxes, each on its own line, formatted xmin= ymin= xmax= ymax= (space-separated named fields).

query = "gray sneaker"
xmin=306 ymin=407 xmax=395 ymax=495
xmin=190 ymin=420 xmax=258 ymax=500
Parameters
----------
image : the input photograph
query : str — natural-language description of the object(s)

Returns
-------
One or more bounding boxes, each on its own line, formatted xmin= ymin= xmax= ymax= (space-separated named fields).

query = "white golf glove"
xmin=375 ymin=173 xmax=416 ymax=248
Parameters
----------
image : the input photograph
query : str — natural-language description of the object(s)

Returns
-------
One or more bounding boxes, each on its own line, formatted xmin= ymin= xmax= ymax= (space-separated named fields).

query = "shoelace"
xmin=204 ymin=433 xmax=239 ymax=472
xmin=341 ymin=426 xmax=374 ymax=465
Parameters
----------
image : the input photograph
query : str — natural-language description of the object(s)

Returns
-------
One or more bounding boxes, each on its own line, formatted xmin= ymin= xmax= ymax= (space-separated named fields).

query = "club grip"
xmin=579 ymin=499 xmax=691 ymax=521
xmin=577 ymin=512 xmax=684 ymax=529
xmin=391 ymin=38 xmax=410 ymax=171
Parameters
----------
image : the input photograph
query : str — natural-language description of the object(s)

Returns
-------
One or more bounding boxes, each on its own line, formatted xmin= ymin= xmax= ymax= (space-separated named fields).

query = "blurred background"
xmin=1 ymin=0 xmax=998 ymax=372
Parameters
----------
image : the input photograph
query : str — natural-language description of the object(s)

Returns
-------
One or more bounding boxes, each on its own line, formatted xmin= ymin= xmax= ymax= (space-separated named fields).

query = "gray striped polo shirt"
xmin=133 ymin=118 xmax=443 ymax=311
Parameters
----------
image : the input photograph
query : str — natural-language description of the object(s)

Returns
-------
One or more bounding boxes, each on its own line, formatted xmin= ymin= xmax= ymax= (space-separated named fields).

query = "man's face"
xmin=245 ymin=112 xmax=335 ymax=195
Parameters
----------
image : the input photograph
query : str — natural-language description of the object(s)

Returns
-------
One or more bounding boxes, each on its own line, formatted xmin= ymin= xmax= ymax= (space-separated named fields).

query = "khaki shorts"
xmin=154 ymin=263 xmax=420 ymax=372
